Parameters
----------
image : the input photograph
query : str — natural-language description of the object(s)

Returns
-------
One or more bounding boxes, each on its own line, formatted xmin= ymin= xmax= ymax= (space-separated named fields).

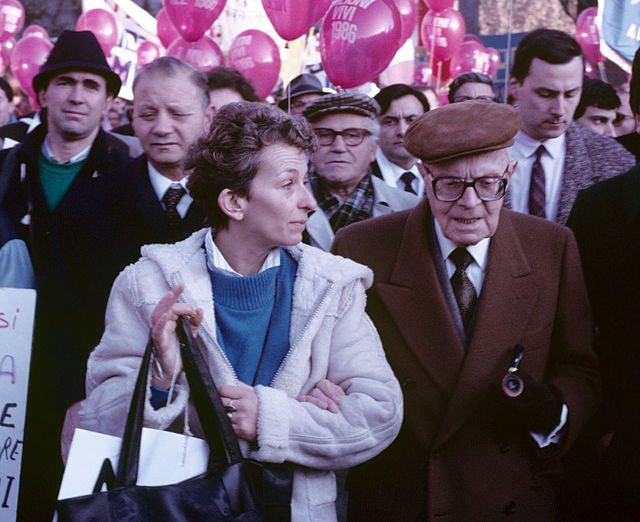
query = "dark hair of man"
xmin=630 ymin=47 xmax=640 ymax=116
xmin=0 ymin=77 xmax=12 ymax=103
xmin=133 ymin=56 xmax=210 ymax=111
xmin=205 ymin=66 xmax=262 ymax=102
xmin=510 ymin=28 xmax=583 ymax=83
xmin=374 ymin=84 xmax=430 ymax=115
xmin=448 ymin=72 xmax=498 ymax=103
xmin=574 ymin=77 xmax=620 ymax=119
xmin=186 ymin=102 xmax=316 ymax=229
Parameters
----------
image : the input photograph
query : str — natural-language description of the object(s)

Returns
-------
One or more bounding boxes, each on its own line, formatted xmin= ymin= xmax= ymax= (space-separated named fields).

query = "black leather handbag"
xmin=56 ymin=316 xmax=293 ymax=521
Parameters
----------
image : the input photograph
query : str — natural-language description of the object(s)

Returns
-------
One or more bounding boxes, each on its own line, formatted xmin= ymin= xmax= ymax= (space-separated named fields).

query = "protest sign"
xmin=0 ymin=288 xmax=36 ymax=522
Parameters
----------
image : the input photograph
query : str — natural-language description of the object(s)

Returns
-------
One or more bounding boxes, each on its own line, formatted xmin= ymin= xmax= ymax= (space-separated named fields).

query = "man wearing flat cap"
xmin=0 ymin=30 xmax=133 ymax=521
xmin=278 ymin=73 xmax=326 ymax=117
xmin=302 ymin=90 xmax=418 ymax=251
xmin=333 ymin=100 xmax=599 ymax=520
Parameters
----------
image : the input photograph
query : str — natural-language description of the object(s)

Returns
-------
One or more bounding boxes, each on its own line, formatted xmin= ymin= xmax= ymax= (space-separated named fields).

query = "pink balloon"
xmin=463 ymin=34 xmax=482 ymax=44
xmin=414 ymin=59 xmax=450 ymax=86
xmin=156 ymin=8 xmax=180 ymax=49
xmin=420 ymin=8 xmax=465 ymax=62
xmin=11 ymin=34 xmax=52 ymax=102
xmin=394 ymin=0 xmax=417 ymax=44
xmin=22 ymin=24 xmax=48 ymax=40
xmin=380 ymin=59 xmax=414 ymax=86
xmin=422 ymin=0 xmax=454 ymax=11
xmin=76 ymin=8 xmax=119 ymax=56
xmin=0 ymin=0 xmax=24 ymax=43
xmin=167 ymin=35 xmax=224 ymax=71
xmin=228 ymin=29 xmax=280 ymax=99
xmin=584 ymin=59 xmax=596 ymax=79
xmin=486 ymin=47 xmax=500 ymax=76
xmin=163 ymin=0 xmax=227 ymax=43
xmin=319 ymin=0 xmax=403 ymax=89
xmin=0 ymin=36 xmax=14 ymax=68
xmin=450 ymin=40 xmax=490 ymax=78
xmin=575 ymin=6 xmax=604 ymax=65
xmin=137 ymin=40 xmax=161 ymax=67
xmin=262 ymin=0 xmax=333 ymax=41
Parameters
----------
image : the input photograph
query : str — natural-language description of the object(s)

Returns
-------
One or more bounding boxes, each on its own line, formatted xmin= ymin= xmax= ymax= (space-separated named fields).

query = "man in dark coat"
xmin=7 ymin=30 xmax=134 ymax=522
xmin=333 ymin=101 xmax=600 ymax=520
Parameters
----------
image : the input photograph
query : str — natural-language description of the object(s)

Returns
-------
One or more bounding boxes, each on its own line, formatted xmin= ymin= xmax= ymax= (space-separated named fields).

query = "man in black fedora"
xmin=0 ymin=30 xmax=133 ymax=521
xmin=278 ymin=73 xmax=326 ymax=117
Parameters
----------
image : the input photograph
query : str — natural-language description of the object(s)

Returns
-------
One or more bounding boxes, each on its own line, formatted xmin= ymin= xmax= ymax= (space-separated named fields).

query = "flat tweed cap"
xmin=404 ymin=100 xmax=521 ymax=163
xmin=302 ymin=91 xmax=380 ymax=122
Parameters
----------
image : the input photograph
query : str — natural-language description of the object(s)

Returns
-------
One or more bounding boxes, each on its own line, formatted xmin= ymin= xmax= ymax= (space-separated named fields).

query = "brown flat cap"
xmin=404 ymin=100 xmax=521 ymax=163
xmin=302 ymin=91 xmax=380 ymax=122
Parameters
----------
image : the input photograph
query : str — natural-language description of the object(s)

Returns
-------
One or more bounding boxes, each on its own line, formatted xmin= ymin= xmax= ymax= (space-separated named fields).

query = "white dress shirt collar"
xmin=147 ymin=161 xmax=193 ymax=218
xmin=375 ymin=148 xmax=424 ymax=195
xmin=42 ymin=136 xmax=92 ymax=164
xmin=205 ymin=230 xmax=280 ymax=277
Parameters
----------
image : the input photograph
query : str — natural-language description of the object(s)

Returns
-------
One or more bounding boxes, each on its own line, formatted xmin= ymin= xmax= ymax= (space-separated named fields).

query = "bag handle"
xmin=114 ymin=316 xmax=242 ymax=488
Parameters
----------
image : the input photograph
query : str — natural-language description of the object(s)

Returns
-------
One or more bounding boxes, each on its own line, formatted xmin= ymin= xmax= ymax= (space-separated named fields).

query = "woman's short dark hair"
xmin=187 ymin=102 xmax=317 ymax=229
xmin=448 ymin=72 xmax=498 ymax=103
xmin=511 ymin=29 xmax=583 ymax=83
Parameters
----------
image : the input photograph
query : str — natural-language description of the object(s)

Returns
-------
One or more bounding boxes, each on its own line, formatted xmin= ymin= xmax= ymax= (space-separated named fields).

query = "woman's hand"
xmin=298 ymin=379 xmax=345 ymax=413
xmin=150 ymin=284 xmax=203 ymax=389
xmin=218 ymin=382 xmax=259 ymax=441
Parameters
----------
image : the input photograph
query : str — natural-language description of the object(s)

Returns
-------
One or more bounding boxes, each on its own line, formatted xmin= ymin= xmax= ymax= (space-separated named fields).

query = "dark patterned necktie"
xmin=399 ymin=171 xmax=417 ymax=195
xmin=162 ymin=184 xmax=186 ymax=232
xmin=450 ymin=247 xmax=477 ymax=334
xmin=528 ymin=145 xmax=546 ymax=218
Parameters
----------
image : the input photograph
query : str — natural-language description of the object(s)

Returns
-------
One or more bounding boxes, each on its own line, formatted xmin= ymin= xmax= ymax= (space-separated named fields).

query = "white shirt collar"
xmin=204 ymin=229 xmax=280 ymax=277
xmin=147 ymin=162 xmax=189 ymax=200
xmin=42 ymin=136 xmax=92 ymax=164
xmin=433 ymin=218 xmax=490 ymax=272
xmin=513 ymin=130 xmax=565 ymax=160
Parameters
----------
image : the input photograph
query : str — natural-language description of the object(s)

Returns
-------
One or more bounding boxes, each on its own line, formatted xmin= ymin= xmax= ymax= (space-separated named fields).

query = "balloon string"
xmin=504 ymin=0 xmax=514 ymax=104
xmin=436 ymin=60 xmax=442 ymax=91
xmin=429 ymin=14 xmax=436 ymax=89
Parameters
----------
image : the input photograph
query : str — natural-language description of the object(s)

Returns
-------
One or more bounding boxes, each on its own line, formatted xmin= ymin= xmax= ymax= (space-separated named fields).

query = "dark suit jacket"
xmin=49 ymin=155 xmax=205 ymax=406
xmin=565 ymin=167 xmax=640 ymax=518
xmin=333 ymin=199 xmax=600 ymax=521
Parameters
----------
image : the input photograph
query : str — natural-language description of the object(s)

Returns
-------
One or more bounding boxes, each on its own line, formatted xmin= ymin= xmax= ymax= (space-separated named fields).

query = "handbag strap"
xmin=114 ymin=317 xmax=243 ymax=488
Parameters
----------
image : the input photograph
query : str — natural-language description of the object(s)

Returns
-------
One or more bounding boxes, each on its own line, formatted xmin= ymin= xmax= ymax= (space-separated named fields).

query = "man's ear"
xmin=204 ymin=104 xmax=215 ymax=131
xmin=508 ymin=77 xmax=520 ymax=104
xmin=504 ymin=159 xmax=518 ymax=188
xmin=635 ymin=113 xmax=640 ymax=134
xmin=218 ymin=188 xmax=246 ymax=222
xmin=102 ymin=95 xmax=114 ymax=118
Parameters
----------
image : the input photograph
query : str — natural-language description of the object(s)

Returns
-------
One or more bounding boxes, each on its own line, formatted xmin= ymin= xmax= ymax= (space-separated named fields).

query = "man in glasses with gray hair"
xmin=302 ymin=91 xmax=418 ymax=251
xmin=333 ymin=100 xmax=599 ymax=521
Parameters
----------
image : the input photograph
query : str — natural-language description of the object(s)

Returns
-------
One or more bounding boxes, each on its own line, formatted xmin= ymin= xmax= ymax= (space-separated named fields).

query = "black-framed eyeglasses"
xmin=452 ymin=95 xmax=499 ymax=103
xmin=314 ymin=128 xmax=372 ymax=147
xmin=431 ymin=172 xmax=509 ymax=202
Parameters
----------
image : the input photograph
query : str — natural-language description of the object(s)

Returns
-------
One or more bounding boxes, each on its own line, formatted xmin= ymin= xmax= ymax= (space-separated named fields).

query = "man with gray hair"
xmin=50 ymin=56 xmax=210 ymax=457
xmin=302 ymin=91 xmax=418 ymax=251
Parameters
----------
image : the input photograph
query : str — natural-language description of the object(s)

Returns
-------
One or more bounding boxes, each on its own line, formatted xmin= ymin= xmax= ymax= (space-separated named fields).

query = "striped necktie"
xmin=528 ymin=145 xmax=546 ymax=218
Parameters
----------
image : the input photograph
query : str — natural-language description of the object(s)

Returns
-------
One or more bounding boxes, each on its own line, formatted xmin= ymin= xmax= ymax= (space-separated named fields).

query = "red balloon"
xmin=228 ymin=29 xmax=280 ymax=99
xmin=320 ymin=0 xmax=403 ymax=89
xmin=11 ymin=34 xmax=52 ymax=102
xmin=167 ymin=35 xmax=224 ymax=72
xmin=486 ymin=47 xmax=500 ymax=76
xmin=137 ymin=40 xmax=161 ymax=67
xmin=0 ymin=0 xmax=24 ymax=43
xmin=22 ymin=24 xmax=48 ymax=40
xmin=163 ymin=0 xmax=226 ymax=43
xmin=262 ymin=0 xmax=332 ymax=41
xmin=394 ymin=0 xmax=417 ymax=44
xmin=414 ymin=59 xmax=450 ymax=86
xmin=450 ymin=40 xmax=490 ymax=78
xmin=584 ymin=59 xmax=596 ymax=79
xmin=76 ymin=8 xmax=119 ymax=56
xmin=420 ymin=8 xmax=465 ymax=62
xmin=422 ymin=0 xmax=454 ymax=11
xmin=575 ymin=6 xmax=604 ymax=65
xmin=156 ymin=8 xmax=180 ymax=49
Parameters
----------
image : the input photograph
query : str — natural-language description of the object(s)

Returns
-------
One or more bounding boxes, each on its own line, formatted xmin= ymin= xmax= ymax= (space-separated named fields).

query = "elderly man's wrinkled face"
xmin=426 ymin=149 xmax=515 ymax=247
xmin=510 ymin=56 xmax=583 ymax=141
xmin=378 ymin=94 xmax=424 ymax=169
xmin=310 ymin=112 xmax=377 ymax=195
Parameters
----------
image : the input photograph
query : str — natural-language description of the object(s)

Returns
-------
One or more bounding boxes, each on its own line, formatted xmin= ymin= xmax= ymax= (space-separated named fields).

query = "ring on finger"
xmin=227 ymin=411 xmax=233 ymax=420
xmin=225 ymin=399 xmax=237 ymax=413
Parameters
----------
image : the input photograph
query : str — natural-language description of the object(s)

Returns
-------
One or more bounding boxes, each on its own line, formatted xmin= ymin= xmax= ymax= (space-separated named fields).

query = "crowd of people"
xmin=2 ymin=24 xmax=639 ymax=521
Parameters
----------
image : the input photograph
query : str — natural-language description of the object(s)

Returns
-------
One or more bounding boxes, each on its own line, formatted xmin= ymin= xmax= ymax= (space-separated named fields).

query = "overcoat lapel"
xmin=375 ymin=200 xmax=465 ymax=395
xmin=434 ymin=210 xmax=540 ymax=447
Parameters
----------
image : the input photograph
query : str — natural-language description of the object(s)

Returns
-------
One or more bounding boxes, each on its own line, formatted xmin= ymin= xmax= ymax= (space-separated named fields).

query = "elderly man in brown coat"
xmin=333 ymin=101 xmax=600 ymax=520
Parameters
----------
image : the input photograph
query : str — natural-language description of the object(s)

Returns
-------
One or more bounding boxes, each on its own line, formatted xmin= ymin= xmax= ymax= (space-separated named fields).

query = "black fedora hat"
xmin=32 ymin=30 xmax=122 ymax=97
xmin=278 ymin=73 xmax=325 ymax=110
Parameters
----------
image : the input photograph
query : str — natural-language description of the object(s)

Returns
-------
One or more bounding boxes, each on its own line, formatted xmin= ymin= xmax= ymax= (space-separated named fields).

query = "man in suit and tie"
xmin=333 ymin=100 xmax=600 ymax=520
xmin=50 ymin=57 xmax=209 ymax=446
xmin=507 ymin=28 xmax=634 ymax=225
xmin=370 ymin=84 xmax=430 ymax=196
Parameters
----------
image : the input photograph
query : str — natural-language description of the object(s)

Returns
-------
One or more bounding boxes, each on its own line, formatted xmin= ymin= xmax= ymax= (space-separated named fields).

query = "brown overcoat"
xmin=332 ymin=199 xmax=600 ymax=521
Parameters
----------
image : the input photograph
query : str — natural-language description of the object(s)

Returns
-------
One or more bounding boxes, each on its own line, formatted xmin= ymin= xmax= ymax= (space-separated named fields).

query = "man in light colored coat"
xmin=302 ymin=91 xmax=418 ymax=251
